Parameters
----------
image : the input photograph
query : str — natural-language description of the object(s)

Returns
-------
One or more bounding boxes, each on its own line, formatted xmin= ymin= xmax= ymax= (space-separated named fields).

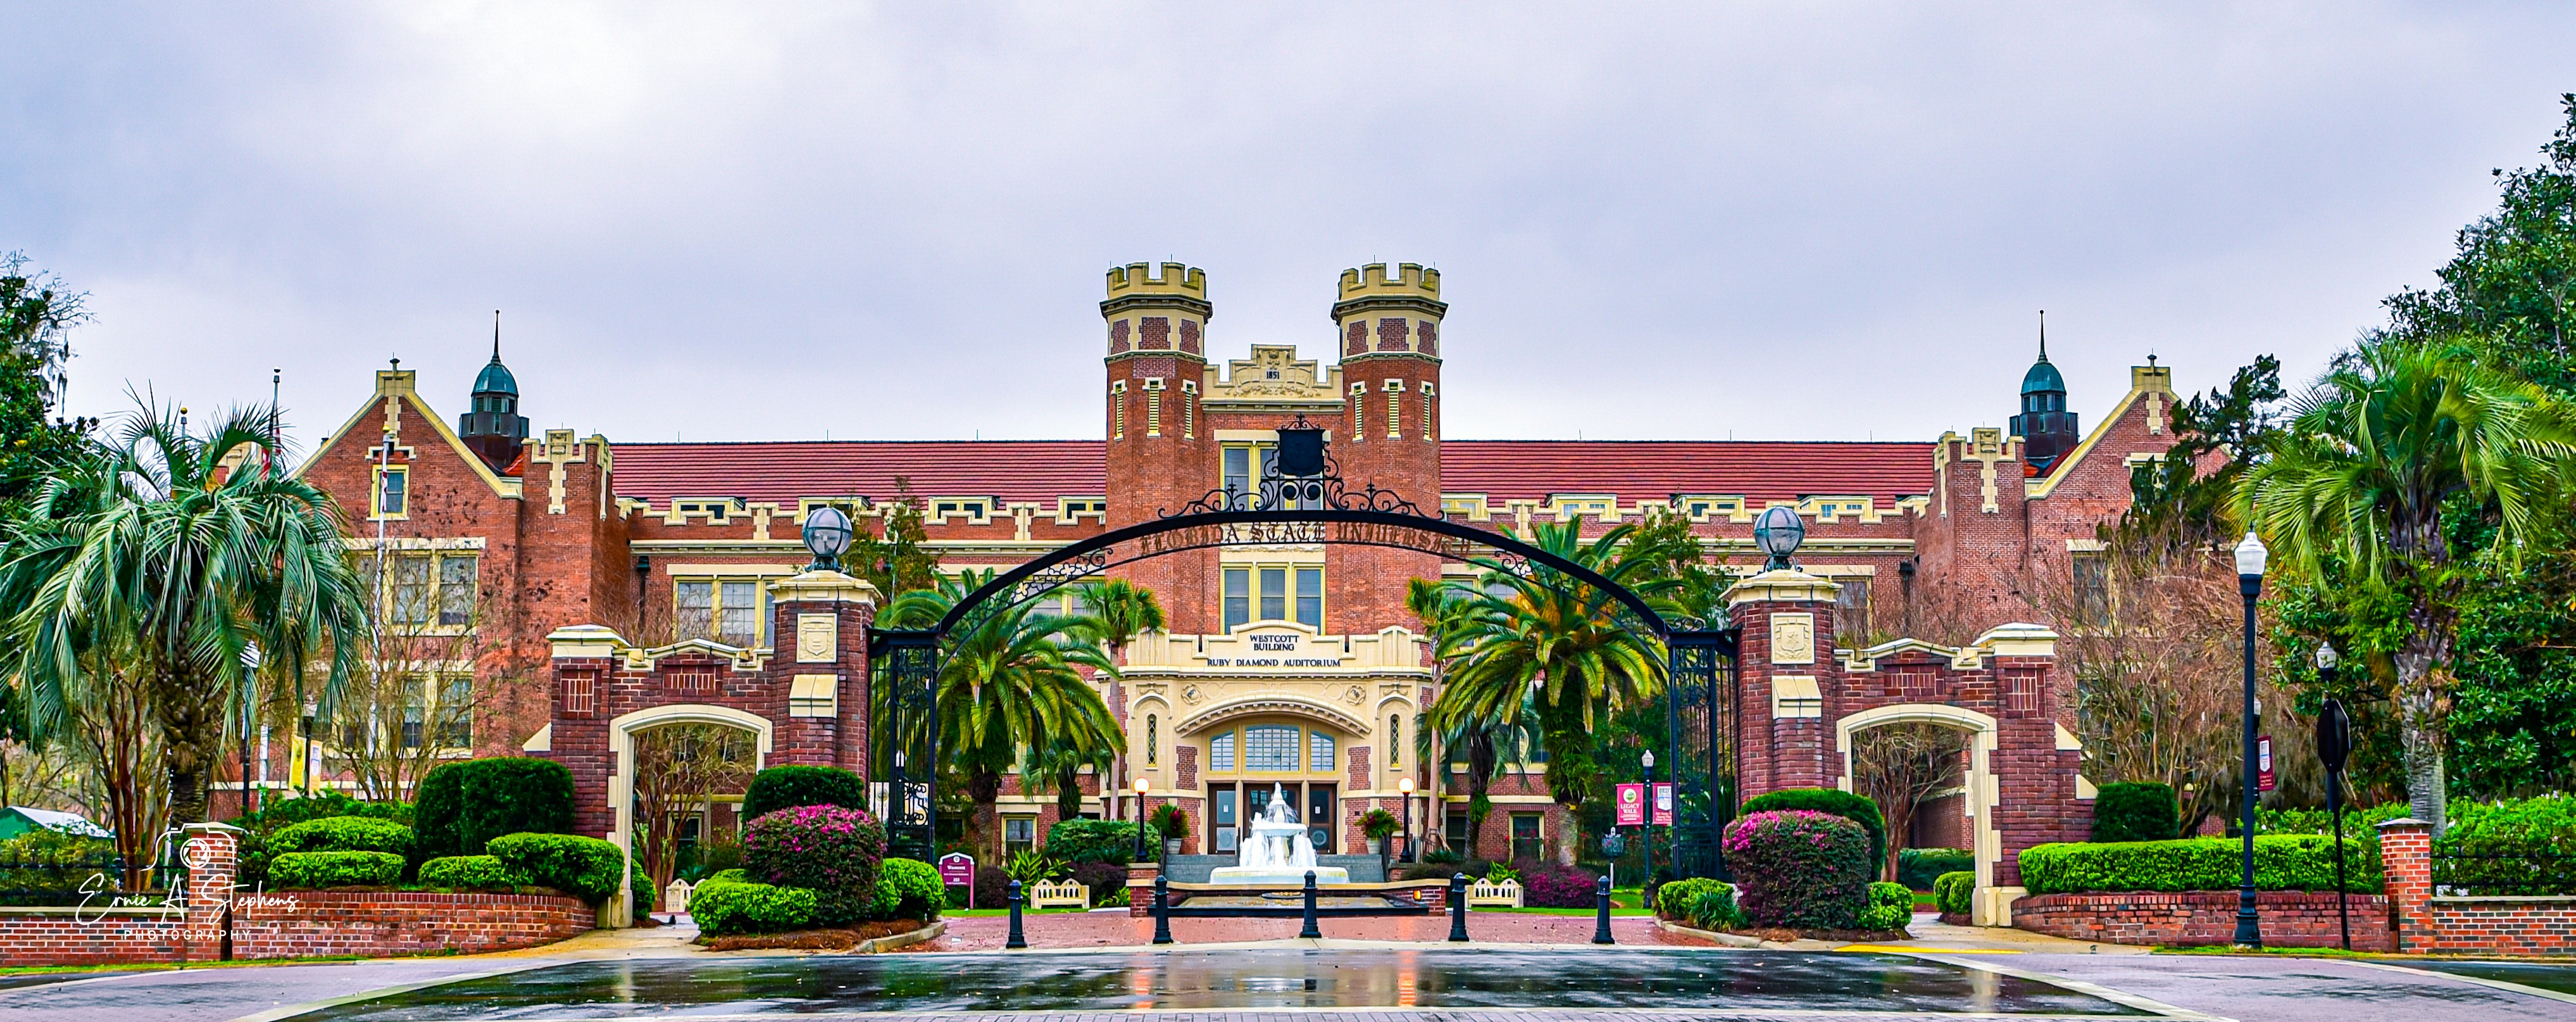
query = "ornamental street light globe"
xmin=2234 ymin=530 xmax=2268 ymax=579
xmin=1753 ymin=505 xmax=1805 ymax=571
xmin=802 ymin=505 xmax=854 ymax=571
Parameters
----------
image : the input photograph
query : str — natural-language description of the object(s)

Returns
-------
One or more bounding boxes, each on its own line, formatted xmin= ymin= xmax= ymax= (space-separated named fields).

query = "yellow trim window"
xmin=1206 ymin=722 xmax=1339 ymax=775
xmin=1221 ymin=443 xmax=1316 ymax=511
xmin=359 ymin=553 xmax=477 ymax=629
xmin=676 ymin=578 xmax=767 ymax=648
xmin=372 ymin=465 xmax=408 ymax=519
xmin=1221 ymin=565 xmax=1323 ymax=631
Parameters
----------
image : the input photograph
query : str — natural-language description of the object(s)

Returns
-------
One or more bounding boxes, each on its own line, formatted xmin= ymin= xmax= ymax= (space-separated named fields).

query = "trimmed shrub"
xmin=417 ymin=855 xmax=527 ymax=890
xmin=1655 ymin=876 xmax=1727 ymax=920
xmin=2017 ymin=836 xmax=2378 ymax=895
xmin=1934 ymin=871 xmax=1975 ymax=916
xmin=2090 ymin=782 xmax=2181 ymax=843
xmin=1896 ymin=847 xmax=1973 ymax=890
xmin=873 ymin=857 xmax=946 ymax=921
xmin=1857 ymin=881 xmax=1913 ymax=931
xmin=1043 ymin=819 xmax=1141 ymax=865
xmin=1399 ymin=857 xmax=1493 ymax=882
xmin=487 ymin=832 xmax=625 ymax=904
xmin=972 ymin=863 xmax=1012 ymax=908
xmin=692 ymin=879 xmax=818 ymax=935
xmin=1722 ymin=810 xmax=1873 ymax=930
xmin=270 ymin=850 xmax=403 ymax=889
xmin=744 ymin=804 xmax=884 ymax=926
xmin=631 ymin=853 xmax=654 ymax=914
xmin=232 ymin=792 xmax=411 ymax=830
xmin=414 ymin=759 xmax=576 ymax=859
xmin=1738 ymin=788 xmax=1885 ymax=875
xmin=1521 ymin=864 xmax=1600 ymax=908
xmin=1068 ymin=860 xmax=1129 ymax=907
xmin=270 ymin=816 xmax=415 ymax=858
xmin=741 ymin=765 xmax=868 ymax=824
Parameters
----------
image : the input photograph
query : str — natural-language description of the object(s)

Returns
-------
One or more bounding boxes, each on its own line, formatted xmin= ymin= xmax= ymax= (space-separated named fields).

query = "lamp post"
xmin=1753 ymin=505 xmax=1805 ymax=572
xmin=1399 ymin=777 xmax=1417 ymax=863
xmin=801 ymin=505 xmax=853 ymax=572
xmin=2232 ymin=530 xmax=2268 ymax=949
xmin=1641 ymin=749 xmax=1656 ymax=885
xmin=1134 ymin=776 xmax=1153 ymax=862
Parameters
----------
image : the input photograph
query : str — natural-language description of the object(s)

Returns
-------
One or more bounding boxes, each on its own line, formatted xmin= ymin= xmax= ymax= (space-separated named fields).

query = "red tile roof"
xmin=613 ymin=441 xmax=1108 ymax=506
xmin=610 ymin=439 xmax=1934 ymax=508
xmin=1439 ymin=441 xmax=1933 ymax=505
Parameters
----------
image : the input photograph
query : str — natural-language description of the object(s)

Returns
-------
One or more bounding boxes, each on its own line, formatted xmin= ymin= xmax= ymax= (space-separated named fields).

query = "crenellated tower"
xmin=1329 ymin=262 xmax=1446 ymax=634
xmin=1101 ymin=262 xmax=1218 ymax=631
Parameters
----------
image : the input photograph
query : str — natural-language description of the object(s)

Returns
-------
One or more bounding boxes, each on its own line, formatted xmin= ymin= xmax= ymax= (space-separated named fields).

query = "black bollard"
xmin=1447 ymin=872 xmax=1470 ymax=943
xmin=1300 ymin=870 xmax=1322 ymax=939
xmin=1152 ymin=874 xmax=1175 ymax=945
xmin=1006 ymin=878 xmax=1028 ymax=949
xmin=1591 ymin=874 xmax=1615 ymax=945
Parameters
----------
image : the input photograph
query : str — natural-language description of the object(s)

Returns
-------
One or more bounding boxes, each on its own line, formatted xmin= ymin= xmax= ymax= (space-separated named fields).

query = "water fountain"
xmin=1207 ymin=783 xmax=1350 ymax=885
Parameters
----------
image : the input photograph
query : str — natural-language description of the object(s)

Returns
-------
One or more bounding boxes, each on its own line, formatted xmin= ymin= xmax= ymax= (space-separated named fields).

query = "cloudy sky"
xmin=6 ymin=3 xmax=2573 ymax=454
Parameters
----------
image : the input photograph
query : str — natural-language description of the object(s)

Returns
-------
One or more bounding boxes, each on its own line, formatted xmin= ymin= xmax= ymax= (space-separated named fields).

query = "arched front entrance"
xmin=1175 ymin=698 xmax=1372 ymax=855
xmin=1835 ymin=703 xmax=1999 ymax=892
xmin=605 ymin=703 xmax=772 ymax=926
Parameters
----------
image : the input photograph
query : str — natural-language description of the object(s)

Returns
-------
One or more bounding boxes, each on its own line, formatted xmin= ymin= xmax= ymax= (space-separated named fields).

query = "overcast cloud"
xmin=6 ymin=2 xmax=2573 ymax=454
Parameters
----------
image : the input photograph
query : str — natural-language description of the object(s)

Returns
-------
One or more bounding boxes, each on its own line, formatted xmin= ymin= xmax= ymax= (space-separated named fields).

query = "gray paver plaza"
xmin=0 ymin=945 xmax=2572 ymax=1022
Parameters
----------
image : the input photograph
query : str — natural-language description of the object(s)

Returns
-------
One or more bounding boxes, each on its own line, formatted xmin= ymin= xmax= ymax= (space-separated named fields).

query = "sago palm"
xmin=2245 ymin=341 xmax=2576 ymax=834
xmin=4 ymin=400 xmax=369 ymax=823
xmin=1425 ymin=517 xmax=1682 ymax=830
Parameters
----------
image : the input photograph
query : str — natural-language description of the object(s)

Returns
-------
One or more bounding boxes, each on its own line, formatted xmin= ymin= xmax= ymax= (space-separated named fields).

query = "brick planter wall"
xmin=2381 ymin=817 xmax=2576 ymax=955
xmin=234 ymin=890 xmax=595 ymax=959
xmin=2014 ymin=890 xmax=2392 ymax=950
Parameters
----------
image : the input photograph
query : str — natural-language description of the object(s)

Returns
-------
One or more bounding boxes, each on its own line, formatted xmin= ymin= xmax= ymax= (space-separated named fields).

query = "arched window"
xmin=1146 ymin=714 xmax=1158 ymax=765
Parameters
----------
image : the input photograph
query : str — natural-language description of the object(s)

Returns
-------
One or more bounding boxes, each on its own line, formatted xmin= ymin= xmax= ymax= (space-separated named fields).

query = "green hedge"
xmin=873 ymin=857 xmax=945 ymax=921
xmin=414 ymin=759 xmax=576 ymax=859
xmin=691 ymin=874 xmax=817 ymax=935
xmin=1896 ymin=847 xmax=1972 ymax=890
xmin=1739 ymin=788 xmax=1885 ymax=873
xmin=1934 ymin=871 xmax=1974 ymax=916
xmin=1857 ymin=881 xmax=1913 ymax=931
xmin=2091 ymin=782 xmax=2180 ymax=843
xmin=741 ymin=766 xmax=867 ymax=824
xmin=417 ymin=855 xmax=527 ymax=890
xmin=487 ymin=832 xmax=624 ymax=904
xmin=1044 ymin=819 xmax=1141 ymax=865
xmin=2018 ymin=836 xmax=2378 ymax=895
xmin=270 ymin=816 xmax=415 ymax=858
xmin=270 ymin=850 xmax=404 ymax=888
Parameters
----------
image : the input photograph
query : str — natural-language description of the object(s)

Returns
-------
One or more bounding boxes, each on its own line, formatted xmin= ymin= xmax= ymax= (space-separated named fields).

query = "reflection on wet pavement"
xmin=0 ymin=973 xmax=125 ymax=993
xmin=301 ymin=949 xmax=2151 ymax=1019
xmin=2408 ymin=960 xmax=2576 ymax=996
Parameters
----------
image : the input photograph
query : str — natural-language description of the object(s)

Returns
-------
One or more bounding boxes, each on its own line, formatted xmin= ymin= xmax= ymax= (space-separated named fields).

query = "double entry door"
xmin=1210 ymin=781 xmax=1337 ymax=856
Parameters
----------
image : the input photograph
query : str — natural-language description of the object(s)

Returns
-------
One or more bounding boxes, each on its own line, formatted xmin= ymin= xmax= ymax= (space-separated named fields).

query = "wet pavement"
xmin=290 ymin=949 xmax=2149 ymax=1019
xmin=918 ymin=911 xmax=1708 ymax=950
xmin=2405 ymin=959 xmax=2576 ymax=995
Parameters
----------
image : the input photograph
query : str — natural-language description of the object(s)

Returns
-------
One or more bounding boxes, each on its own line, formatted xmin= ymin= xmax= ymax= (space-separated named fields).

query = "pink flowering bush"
xmin=1720 ymin=809 xmax=1870 ymax=930
xmin=743 ymin=804 xmax=885 ymax=926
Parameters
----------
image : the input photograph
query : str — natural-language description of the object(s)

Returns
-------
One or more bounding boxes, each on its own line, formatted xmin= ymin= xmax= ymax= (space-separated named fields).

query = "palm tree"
xmin=2246 ymin=342 xmax=2576 ymax=835
xmin=1409 ymin=577 xmax=1535 ymax=858
xmin=4 ymin=400 xmax=369 ymax=824
xmin=1424 ymin=517 xmax=1683 ymax=849
xmin=883 ymin=574 xmax=1123 ymax=859
xmin=1072 ymin=577 xmax=1165 ymax=663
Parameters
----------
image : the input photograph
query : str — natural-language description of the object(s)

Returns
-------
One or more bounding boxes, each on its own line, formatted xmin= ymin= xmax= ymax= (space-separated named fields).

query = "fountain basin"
xmin=1206 ymin=866 xmax=1351 ymax=886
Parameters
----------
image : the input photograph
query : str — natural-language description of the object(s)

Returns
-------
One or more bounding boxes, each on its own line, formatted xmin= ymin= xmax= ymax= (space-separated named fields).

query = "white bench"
xmin=663 ymin=879 xmax=694 ymax=914
xmin=1029 ymin=879 xmax=1089 ymax=909
xmin=1466 ymin=878 xmax=1523 ymax=907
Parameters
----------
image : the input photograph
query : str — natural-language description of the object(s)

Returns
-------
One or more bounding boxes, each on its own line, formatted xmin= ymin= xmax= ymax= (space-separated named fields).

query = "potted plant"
xmin=1361 ymin=808 xmax=1401 ymax=876
xmin=1149 ymin=804 xmax=1188 ymax=859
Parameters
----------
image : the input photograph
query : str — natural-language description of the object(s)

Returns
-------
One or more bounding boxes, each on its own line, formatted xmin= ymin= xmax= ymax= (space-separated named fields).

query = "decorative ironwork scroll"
xmin=1166 ymin=454 xmax=1436 ymax=520
xmin=873 ymin=629 xmax=941 ymax=860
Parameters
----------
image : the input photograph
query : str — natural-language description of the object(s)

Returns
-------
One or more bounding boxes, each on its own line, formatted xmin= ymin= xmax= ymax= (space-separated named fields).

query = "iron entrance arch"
xmin=870 ymin=431 xmax=1739 ymax=877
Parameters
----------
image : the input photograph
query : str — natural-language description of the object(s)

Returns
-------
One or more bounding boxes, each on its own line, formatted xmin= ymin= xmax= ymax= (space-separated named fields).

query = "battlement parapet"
xmin=1337 ymin=262 xmax=1439 ymax=300
xmin=1107 ymin=262 xmax=1207 ymax=299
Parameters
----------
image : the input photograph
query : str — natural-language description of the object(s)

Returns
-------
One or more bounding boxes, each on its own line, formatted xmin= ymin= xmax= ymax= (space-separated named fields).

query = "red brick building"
xmin=273 ymin=260 xmax=2181 ymax=883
